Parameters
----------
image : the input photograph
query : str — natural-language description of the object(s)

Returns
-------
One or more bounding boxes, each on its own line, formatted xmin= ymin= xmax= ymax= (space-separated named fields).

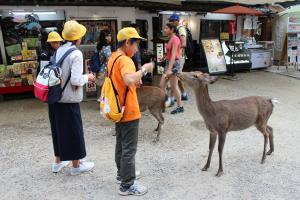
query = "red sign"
xmin=84 ymin=59 xmax=96 ymax=95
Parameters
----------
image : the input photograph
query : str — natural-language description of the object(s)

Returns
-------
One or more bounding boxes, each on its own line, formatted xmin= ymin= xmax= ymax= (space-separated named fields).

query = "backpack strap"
xmin=108 ymin=54 xmax=130 ymax=114
xmin=62 ymin=73 xmax=71 ymax=92
xmin=54 ymin=47 xmax=77 ymax=66
xmin=108 ymin=54 xmax=122 ymax=78
xmin=56 ymin=47 xmax=77 ymax=92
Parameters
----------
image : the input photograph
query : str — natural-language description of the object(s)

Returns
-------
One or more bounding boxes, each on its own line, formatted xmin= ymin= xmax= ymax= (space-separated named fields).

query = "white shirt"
xmin=55 ymin=42 xmax=89 ymax=103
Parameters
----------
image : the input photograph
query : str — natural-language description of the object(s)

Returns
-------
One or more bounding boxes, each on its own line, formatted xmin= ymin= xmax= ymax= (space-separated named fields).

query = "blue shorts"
xmin=164 ymin=60 xmax=180 ymax=75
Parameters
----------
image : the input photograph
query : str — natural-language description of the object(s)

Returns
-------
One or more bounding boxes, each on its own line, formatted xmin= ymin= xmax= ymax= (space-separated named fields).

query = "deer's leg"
xmin=154 ymin=112 xmax=164 ymax=133
xmin=216 ymin=133 xmax=227 ymax=177
xmin=154 ymin=123 xmax=159 ymax=132
xmin=202 ymin=132 xmax=217 ymax=171
xmin=266 ymin=126 xmax=274 ymax=155
xmin=150 ymin=109 xmax=164 ymax=142
xmin=261 ymin=133 xmax=268 ymax=164
xmin=257 ymin=125 xmax=269 ymax=164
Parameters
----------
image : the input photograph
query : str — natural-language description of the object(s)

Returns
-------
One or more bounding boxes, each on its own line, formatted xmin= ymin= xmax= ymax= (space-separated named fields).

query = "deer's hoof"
xmin=261 ymin=158 xmax=266 ymax=164
xmin=216 ymin=170 xmax=224 ymax=177
xmin=266 ymin=150 xmax=273 ymax=155
xmin=201 ymin=166 xmax=209 ymax=171
xmin=152 ymin=138 xmax=159 ymax=143
xmin=154 ymin=128 xmax=158 ymax=132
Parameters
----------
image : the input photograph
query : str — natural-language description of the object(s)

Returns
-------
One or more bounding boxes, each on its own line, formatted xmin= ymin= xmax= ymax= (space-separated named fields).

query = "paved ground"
xmin=0 ymin=71 xmax=300 ymax=200
xmin=265 ymin=65 xmax=300 ymax=79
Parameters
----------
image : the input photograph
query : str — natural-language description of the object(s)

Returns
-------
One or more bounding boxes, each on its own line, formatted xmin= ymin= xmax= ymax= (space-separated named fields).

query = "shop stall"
xmin=0 ymin=10 xmax=65 ymax=95
xmin=241 ymin=16 xmax=273 ymax=69
xmin=213 ymin=5 xmax=265 ymax=75
xmin=275 ymin=5 xmax=300 ymax=69
xmin=280 ymin=16 xmax=300 ymax=69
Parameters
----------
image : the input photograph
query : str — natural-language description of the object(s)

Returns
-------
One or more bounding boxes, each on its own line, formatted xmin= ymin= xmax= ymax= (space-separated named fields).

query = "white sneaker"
xmin=70 ymin=161 xmax=94 ymax=176
xmin=165 ymin=97 xmax=175 ymax=108
xmin=118 ymin=182 xmax=148 ymax=196
xmin=116 ymin=171 xmax=142 ymax=184
xmin=51 ymin=161 xmax=70 ymax=173
xmin=165 ymin=97 xmax=172 ymax=107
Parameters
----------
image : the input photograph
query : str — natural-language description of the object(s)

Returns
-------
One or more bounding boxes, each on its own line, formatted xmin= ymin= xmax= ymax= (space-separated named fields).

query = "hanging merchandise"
xmin=1 ymin=15 xmax=41 ymax=63
xmin=244 ymin=16 xmax=258 ymax=30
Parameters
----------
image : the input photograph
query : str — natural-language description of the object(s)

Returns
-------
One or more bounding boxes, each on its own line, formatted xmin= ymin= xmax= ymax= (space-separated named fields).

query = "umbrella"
xmin=209 ymin=0 xmax=294 ymax=5
xmin=279 ymin=5 xmax=300 ymax=16
xmin=213 ymin=5 xmax=263 ymax=15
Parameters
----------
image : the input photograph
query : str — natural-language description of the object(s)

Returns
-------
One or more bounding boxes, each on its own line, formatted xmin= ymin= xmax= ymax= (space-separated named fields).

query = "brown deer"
xmin=137 ymin=86 xmax=166 ymax=142
xmin=178 ymin=71 xmax=277 ymax=177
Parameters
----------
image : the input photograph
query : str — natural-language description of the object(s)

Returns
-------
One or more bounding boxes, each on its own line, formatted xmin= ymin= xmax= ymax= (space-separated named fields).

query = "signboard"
xmin=201 ymin=39 xmax=227 ymax=74
xmin=84 ymin=59 xmax=96 ymax=96
xmin=156 ymin=43 xmax=165 ymax=74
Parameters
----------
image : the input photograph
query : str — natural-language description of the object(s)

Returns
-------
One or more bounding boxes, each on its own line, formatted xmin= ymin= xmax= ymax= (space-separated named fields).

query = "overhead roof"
xmin=0 ymin=0 xmax=298 ymax=11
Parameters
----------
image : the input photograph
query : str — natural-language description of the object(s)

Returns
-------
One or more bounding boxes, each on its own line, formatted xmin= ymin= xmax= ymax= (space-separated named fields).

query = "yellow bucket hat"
xmin=62 ymin=20 xmax=87 ymax=41
xmin=47 ymin=31 xmax=63 ymax=42
xmin=117 ymin=27 xmax=146 ymax=42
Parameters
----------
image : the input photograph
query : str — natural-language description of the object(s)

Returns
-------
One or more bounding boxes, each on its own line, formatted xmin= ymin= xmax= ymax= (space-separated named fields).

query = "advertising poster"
xmin=201 ymin=39 xmax=227 ymax=74
xmin=84 ymin=59 xmax=97 ymax=96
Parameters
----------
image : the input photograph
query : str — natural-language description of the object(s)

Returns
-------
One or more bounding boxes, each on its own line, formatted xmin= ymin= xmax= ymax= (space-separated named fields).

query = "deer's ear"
xmin=208 ymin=76 xmax=218 ymax=84
xmin=203 ymin=75 xmax=218 ymax=84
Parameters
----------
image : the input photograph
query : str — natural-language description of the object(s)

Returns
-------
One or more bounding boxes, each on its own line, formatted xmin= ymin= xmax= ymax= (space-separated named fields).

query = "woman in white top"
xmin=48 ymin=20 xmax=96 ymax=175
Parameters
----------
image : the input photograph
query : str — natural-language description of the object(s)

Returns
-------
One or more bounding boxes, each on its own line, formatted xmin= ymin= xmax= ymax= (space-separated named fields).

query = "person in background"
xmin=48 ymin=20 xmax=96 ymax=175
xmin=96 ymin=29 xmax=113 ymax=101
xmin=108 ymin=27 xmax=154 ymax=196
xmin=168 ymin=14 xmax=189 ymax=101
xmin=39 ymin=31 xmax=63 ymax=70
xmin=130 ymin=23 xmax=142 ymax=70
xmin=159 ymin=23 xmax=184 ymax=114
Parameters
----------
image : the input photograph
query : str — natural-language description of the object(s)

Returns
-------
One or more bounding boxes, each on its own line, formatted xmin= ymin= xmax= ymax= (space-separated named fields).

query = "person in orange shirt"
xmin=107 ymin=27 xmax=154 ymax=196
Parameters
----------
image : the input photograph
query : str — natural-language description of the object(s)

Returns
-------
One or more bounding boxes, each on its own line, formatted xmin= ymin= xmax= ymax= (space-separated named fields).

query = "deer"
xmin=177 ymin=71 xmax=277 ymax=177
xmin=137 ymin=86 xmax=166 ymax=142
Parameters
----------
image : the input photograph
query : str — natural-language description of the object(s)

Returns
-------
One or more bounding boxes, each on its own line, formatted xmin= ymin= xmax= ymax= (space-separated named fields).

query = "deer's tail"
xmin=162 ymin=94 xmax=168 ymax=113
xmin=270 ymin=98 xmax=280 ymax=107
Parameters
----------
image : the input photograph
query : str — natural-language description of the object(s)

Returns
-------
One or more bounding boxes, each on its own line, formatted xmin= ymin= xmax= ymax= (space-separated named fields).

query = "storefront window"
xmin=200 ymin=20 xmax=230 ymax=40
xmin=78 ymin=20 xmax=117 ymax=47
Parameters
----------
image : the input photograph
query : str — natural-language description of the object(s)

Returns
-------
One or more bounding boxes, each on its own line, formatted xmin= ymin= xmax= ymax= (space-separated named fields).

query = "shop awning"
xmin=278 ymin=5 xmax=300 ymax=16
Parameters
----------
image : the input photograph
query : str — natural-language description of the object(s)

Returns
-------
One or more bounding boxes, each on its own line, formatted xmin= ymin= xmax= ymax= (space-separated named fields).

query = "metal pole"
xmin=0 ymin=19 xmax=7 ymax=65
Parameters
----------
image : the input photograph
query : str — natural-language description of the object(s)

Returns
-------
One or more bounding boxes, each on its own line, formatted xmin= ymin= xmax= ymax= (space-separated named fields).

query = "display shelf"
xmin=0 ymin=85 xmax=33 ymax=95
